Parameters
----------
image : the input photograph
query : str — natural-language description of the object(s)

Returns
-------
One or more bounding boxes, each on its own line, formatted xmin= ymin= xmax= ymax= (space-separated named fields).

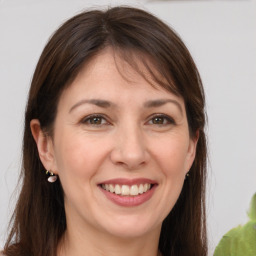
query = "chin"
xmin=99 ymin=214 xmax=162 ymax=239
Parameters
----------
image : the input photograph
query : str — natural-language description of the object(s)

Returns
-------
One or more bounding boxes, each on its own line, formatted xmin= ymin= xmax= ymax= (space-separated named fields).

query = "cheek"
xmin=53 ymin=133 xmax=106 ymax=181
xmin=55 ymin=136 xmax=94 ymax=178
xmin=152 ymin=136 xmax=190 ymax=177
xmin=155 ymin=140 xmax=189 ymax=214
xmin=53 ymin=135 xmax=108 ymax=209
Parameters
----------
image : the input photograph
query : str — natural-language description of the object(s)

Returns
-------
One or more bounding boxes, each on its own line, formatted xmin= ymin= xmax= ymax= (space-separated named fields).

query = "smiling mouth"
xmin=100 ymin=183 xmax=153 ymax=196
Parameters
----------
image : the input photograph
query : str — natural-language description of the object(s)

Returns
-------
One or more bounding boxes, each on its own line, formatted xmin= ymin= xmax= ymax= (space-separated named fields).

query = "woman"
xmin=3 ymin=6 xmax=207 ymax=256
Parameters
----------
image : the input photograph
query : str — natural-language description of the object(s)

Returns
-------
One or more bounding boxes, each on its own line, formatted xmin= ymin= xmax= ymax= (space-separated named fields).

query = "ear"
xmin=30 ymin=119 xmax=57 ymax=174
xmin=185 ymin=130 xmax=199 ymax=172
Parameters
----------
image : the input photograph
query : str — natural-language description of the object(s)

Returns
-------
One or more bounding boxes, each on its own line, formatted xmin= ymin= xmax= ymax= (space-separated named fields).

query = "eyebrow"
xmin=69 ymin=98 xmax=183 ymax=115
xmin=69 ymin=99 xmax=114 ymax=113
xmin=144 ymin=99 xmax=183 ymax=115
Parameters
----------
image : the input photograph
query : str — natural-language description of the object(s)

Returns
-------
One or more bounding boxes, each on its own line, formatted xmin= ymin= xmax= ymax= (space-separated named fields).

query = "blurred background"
xmin=0 ymin=0 xmax=256 ymax=255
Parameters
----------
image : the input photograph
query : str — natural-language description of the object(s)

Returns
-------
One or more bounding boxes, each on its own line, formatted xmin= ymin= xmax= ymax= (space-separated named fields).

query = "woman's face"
xmin=40 ymin=49 xmax=197 ymax=239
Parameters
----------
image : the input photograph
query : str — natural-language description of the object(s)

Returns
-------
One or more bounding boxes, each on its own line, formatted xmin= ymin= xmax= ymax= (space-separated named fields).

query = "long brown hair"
xmin=3 ymin=6 xmax=207 ymax=256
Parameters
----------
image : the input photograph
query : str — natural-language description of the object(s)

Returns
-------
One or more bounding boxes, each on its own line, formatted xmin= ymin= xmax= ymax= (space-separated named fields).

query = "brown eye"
xmin=81 ymin=115 xmax=108 ymax=126
xmin=89 ymin=117 xmax=103 ymax=125
xmin=152 ymin=116 xmax=165 ymax=124
xmin=148 ymin=115 xmax=175 ymax=126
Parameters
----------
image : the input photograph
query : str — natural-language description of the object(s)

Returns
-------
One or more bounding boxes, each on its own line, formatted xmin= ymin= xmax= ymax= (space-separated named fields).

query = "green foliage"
xmin=248 ymin=193 xmax=256 ymax=221
xmin=214 ymin=193 xmax=256 ymax=256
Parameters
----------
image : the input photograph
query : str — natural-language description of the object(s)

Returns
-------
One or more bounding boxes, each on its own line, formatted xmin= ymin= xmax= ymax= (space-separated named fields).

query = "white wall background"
xmin=0 ymin=0 xmax=256 ymax=255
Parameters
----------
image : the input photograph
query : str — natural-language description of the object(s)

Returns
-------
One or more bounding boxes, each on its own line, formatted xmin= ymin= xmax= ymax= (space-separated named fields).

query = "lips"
xmin=98 ymin=178 xmax=157 ymax=207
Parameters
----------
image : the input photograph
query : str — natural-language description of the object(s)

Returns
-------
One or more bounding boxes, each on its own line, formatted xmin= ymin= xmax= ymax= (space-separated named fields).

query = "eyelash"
xmin=80 ymin=114 xmax=109 ymax=126
xmin=147 ymin=114 xmax=176 ymax=126
xmin=80 ymin=114 xmax=175 ymax=127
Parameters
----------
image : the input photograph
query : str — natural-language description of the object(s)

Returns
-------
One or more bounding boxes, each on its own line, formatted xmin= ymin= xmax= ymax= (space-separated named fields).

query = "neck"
xmin=58 ymin=220 xmax=161 ymax=256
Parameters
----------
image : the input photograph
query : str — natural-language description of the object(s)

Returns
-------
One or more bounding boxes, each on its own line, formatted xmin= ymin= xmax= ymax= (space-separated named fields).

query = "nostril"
xmin=109 ymin=146 xmax=148 ymax=170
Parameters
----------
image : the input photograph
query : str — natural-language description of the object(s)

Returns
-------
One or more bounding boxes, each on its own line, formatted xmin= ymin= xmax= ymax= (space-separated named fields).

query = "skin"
xmin=31 ymin=49 xmax=198 ymax=256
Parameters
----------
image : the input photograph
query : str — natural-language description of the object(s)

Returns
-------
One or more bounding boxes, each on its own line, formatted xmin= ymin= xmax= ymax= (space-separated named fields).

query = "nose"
xmin=110 ymin=125 xmax=149 ymax=170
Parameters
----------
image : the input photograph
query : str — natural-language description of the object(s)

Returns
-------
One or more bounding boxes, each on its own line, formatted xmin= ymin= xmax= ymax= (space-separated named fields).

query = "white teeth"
xmin=101 ymin=183 xmax=152 ymax=196
xmin=138 ymin=184 xmax=144 ymax=194
xmin=143 ymin=184 xmax=148 ymax=192
xmin=109 ymin=184 xmax=115 ymax=193
xmin=115 ymin=184 xmax=121 ymax=195
xmin=121 ymin=185 xmax=130 ymax=195
xmin=130 ymin=185 xmax=139 ymax=196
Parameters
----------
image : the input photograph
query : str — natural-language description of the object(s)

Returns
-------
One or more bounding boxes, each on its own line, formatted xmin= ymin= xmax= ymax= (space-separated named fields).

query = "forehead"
xmin=58 ymin=48 xmax=184 ymax=109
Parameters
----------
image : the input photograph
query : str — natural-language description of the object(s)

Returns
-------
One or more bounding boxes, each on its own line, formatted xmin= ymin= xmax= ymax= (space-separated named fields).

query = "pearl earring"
xmin=46 ymin=170 xmax=58 ymax=183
